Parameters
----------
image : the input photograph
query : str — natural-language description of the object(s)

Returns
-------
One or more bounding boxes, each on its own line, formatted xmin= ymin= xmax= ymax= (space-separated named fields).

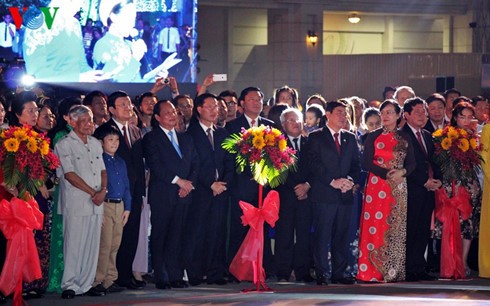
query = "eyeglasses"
xmin=115 ymin=103 xmax=133 ymax=109
xmin=226 ymin=101 xmax=237 ymax=106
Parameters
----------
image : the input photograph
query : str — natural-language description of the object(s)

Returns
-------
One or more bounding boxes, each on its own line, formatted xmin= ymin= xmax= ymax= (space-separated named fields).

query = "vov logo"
xmin=8 ymin=7 xmax=59 ymax=30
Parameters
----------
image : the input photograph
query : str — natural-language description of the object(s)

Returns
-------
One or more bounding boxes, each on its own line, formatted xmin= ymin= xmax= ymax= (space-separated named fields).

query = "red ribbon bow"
xmin=0 ymin=197 xmax=43 ymax=306
xmin=229 ymin=190 xmax=279 ymax=284
xmin=435 ymin=182 xmax=472 ymax=279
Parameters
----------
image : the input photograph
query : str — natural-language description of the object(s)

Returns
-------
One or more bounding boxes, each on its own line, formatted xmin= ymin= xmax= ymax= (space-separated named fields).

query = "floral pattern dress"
xmin=357 ymin=130 xmax=409 ymax=282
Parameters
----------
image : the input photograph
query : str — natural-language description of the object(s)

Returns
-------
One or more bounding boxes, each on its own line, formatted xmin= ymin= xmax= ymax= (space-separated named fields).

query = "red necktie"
xmin=250 ymin=119 xmax=256 ymax=127
xmin=334 ymin=132 xmax=341 ymax=154
xmin=122 ymin=126 xmax=131 ymax=148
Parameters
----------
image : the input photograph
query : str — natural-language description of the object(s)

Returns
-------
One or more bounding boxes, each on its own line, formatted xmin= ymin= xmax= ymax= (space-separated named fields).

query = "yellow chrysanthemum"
xmin=470 ymin=138 xmax=478 ymax=150
xmin=447 ymin=127 xmax=459 ymax=140
xmin=458 ymin=138 xmax=469 ymax=152
xmin=252 ymin=136 xmax=266 ymax=150
xmin=278 ymin=138 xmax=287 ymax=151
xmin=31 ymin=130 xmax=38 ymax=138
xmin=432 ymin=129 xmax=443 ymax=137
xmin=459 ymin=128 xmax=468 ymax=137
xmin=265 ymin=133 xmax=276 ymax=146
xmin=272 ymin=128 xmax=282 ymax=137
xmin=0 ymin=130 xmax=5 ymax=139
xmin=441 ymin=137 xmax=452 ymax=150
xmin=4 ymin=138 xmax=19 ymax=152
xmin=40 ymin=140 xmax=50 ymax=156
xmin=13 ymin=128 xmax=28 ymax=141
xmin=26 ymin=137 xmax=38 ymax=153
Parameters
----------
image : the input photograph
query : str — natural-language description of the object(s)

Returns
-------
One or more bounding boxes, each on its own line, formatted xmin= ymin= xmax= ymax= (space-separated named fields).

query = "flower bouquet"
xmin=222 ymin=125 xmax=296 ymax=292
xmin=0 ymin=125 xmax=60 ymax=305
xmin=222 ymin=125 xmax=297 ymax=188
xmin=0 ymin=125 xmax=60 ymax=200
xmin=432 ymin=125 xmax=481 ymax=185
xmin=432 ymin=125 xmax=481 ymax=279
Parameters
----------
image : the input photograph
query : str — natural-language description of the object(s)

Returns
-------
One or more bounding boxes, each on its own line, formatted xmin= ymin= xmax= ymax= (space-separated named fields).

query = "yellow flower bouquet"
xmin=222 ymin=125 xmax=297 ymax=188
xmin=432 ymin=126 xmax=481 ymax=184
xmin=0 ymin=125 xmax=60 ymax=200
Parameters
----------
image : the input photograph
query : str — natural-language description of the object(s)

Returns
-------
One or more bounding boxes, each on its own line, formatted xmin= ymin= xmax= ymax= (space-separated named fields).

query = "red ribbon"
xmin=0 ymin=197 xmax=43 ymax=306
xmin=435 ymin=182 xmax=472 ymax=279
xmin=229 ymin=190 xmax=279 ymax=284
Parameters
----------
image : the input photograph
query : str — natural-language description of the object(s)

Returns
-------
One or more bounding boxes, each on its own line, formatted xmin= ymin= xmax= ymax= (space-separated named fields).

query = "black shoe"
xmin=297 ymin=275 xmax=315 ymax=283
xmin=61 ymin=290 xmax=75 ymax=299
xmin=142 ymin=273 xmax=155 ymax=284
xmin=418 ymin=272 xmax=437 ymax=281
xmin=405 ymin=273 xmax=420 ymax=282
xmin=85 ymin=287 xmax=106 ymax=296
xmin=170 ymin=280 xmax=189 ymax=288
xmin=316 ymin=276 xmax=328 ymax=286
xmin=331 ymin=277 xmax=356 ymax=285
xmin=106 ymin=283 xmax=125 ymax=293
xmin=23 ymin=290 xmax=44 ymax=300
xmin=124 ymin=279 xmax=144 ymax=290
xmin=155 ymin=281 xmax=172 ymax=290
xmin=189 ymin=279 xmax=202 ymax=286
xmin=207 ymin=278 xmax=227 ymax=285
xmin=131 ymin=277 xmax=146 ymax=288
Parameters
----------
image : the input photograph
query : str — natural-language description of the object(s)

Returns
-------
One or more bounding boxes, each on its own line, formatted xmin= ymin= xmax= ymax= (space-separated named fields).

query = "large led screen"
xmin=0 ymin=0 xmax=197 ymax=84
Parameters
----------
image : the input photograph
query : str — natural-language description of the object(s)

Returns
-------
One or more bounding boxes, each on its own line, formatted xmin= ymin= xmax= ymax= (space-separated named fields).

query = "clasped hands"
xmin=177 ymin=178 xmax=194 ymax=198
xmin=386 ymin=168 xmax=405 ymax=185
xmin=211 ymin=181 xmax=227 ymax=196
xmin=424 ymin=178 xmax=442 ymax=191
xmin=330 ymin=178 xmax=354 ymax=193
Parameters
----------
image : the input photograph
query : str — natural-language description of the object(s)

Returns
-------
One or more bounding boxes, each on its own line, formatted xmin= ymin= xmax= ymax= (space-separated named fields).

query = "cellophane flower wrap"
xmin=432 ymin=126 xmax=481 ymax=185
xmin=0 ymin=125 xmax=60 ymax=200
xmin=222 ymin=125 xmax=297 ymax=188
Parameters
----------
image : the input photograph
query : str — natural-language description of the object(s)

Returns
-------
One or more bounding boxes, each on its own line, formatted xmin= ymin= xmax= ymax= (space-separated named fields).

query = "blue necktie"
xmin=168 ymin=130 xmax=182 ymax=158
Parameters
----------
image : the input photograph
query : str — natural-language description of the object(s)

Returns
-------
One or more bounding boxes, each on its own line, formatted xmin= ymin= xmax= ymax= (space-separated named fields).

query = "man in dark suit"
xmin=403 ymin=97 xmax=442 ymax=281
xmin=308 ymin=100 xmax=360 ymax=285
xmin=183 ymin=93 xmax=234 ymax=286
xmin=225 ymin=87 xmax=276 ymax=277
xmin=424 ymin=93 xmax=448 ymax=133
xmin=143 ymin=100 xmax=199 ymax=289
xmin=95 ymin=91 xmax=146 ymax=291
xmin=275 ymin=108 xmax=313 ymax=283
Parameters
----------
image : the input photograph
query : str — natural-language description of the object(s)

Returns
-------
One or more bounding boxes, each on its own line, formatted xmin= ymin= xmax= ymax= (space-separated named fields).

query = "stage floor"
xmin=22 ymin=277 xmax=490 ymax=306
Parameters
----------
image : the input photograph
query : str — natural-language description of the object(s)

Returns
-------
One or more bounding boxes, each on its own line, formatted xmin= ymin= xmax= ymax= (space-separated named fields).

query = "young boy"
xmin=92 ymin=125 xmax=131 ymax=294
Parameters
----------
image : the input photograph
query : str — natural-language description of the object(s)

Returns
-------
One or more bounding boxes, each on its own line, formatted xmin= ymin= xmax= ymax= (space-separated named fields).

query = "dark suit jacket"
xmin=143 ymin=126 xmax=199 ymax=206
xmin=96 ymin=118 xmax=146 ymax=200
xmin=186 ymin=123 xmax=234 ymax=195
xmin=225 ymin=115 xmax=276 ymax=203
xmin=307 ymin=127 xmax=361 ymax=204
xmin=423 ymin=120 xmax=447 ymax=134
xmin=281 ymin=135 xmax=310 ymax=190
xmin=402 ymin=124 xmax=441 ymax=189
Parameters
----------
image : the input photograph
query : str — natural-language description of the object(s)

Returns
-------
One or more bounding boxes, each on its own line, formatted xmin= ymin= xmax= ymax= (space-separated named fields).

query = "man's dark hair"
xmin=193 ymin=93 xmax=217 ymax=119
xmin=151 ymin=100 xmax=173 ymax=128
xmin=426 ymin=93 xmax=446 ymax=107
xmin=325 ymin=100 xmax=347 ymax=113
xmin=382 ymin=86 xmax=396 ymax=100
xmin=218 ymin=89 xmax=237 ymax=99
xmin=83 ymin=90 xmax=106 ymax=106
xmin=238 ymin=87 xmax=264 ymax=106
xmin=471 ymin=95 xmax=487 ymax=107
xmin=172 ymin=94 xmax=191 ymax=107
xmin=403 ymin=97 xmax=426 ymax=114
xmin=107 ymin=90 xmax=130 ymax=109
xmin=443 ymin=88 xmax=461 ymax=98
xmin=134 ymin=92 xmax=156 ymax=109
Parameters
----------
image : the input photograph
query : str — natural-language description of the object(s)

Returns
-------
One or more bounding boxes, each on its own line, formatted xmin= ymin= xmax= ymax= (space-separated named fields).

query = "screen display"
xmin=0 ymin=0 xmax=197 ymax=84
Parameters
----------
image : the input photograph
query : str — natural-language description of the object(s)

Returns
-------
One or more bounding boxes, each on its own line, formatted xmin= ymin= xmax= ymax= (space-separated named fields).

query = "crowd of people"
xmin=0 ymin=0 xmax=193 ymax=83
xmin=0 ymin=76 xmax=489 ymax=303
